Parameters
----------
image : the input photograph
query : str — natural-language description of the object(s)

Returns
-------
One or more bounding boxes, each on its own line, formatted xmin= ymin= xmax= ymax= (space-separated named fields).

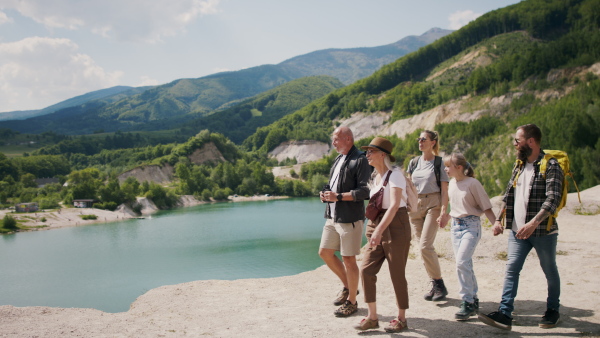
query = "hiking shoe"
xmin=353 ymin=317 xmax=379 ymax=331
xmin=333 ymin=288 xmax=359 ymax=306
xmin=424 ymin=282 xmax=435 ymax=301
xmin=478 ymin=311 xmax=512 ymax=331
xmin=334 ymin=300 xmax=358 ymax=317
xmin=539 ymin=309 xmax=560 ymax=328
xmin=424 ymin=279 xmax=448 ymax=301
xmin=384 ymin=318 xmax=408 ymax=333
xmin=455 ymin=301 xmax=477 ymax=321
xmin=474 ymin=297 xmax=479 ymax=311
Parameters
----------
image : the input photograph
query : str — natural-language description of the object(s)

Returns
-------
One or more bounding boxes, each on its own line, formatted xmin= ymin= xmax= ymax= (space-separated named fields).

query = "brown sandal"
xmin=384 ymin=318 xmax=408 ymax=333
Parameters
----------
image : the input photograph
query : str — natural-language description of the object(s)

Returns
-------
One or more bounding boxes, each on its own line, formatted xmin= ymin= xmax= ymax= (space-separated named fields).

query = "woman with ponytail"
xmin=407 ymin=130 xmax=450 ymax=301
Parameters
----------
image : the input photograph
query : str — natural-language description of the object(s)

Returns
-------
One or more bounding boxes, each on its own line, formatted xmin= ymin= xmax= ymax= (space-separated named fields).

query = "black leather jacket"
xmin=324 ymin=145 xmax=371 ymax=223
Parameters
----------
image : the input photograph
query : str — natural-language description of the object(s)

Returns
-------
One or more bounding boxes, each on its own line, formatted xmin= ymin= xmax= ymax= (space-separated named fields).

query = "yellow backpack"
xmin=539 ymin=150 xmax=581 ymax=231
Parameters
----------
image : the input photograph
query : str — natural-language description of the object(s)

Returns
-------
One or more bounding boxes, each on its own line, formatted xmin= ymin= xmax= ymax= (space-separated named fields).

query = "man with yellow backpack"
xmin=479 ymin=124 xmax=565 ymax=331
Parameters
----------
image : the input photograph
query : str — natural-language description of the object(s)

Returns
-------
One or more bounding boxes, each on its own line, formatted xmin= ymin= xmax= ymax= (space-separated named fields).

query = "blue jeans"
xmin=451 ymin=215 xmax=481 ymax=303
xmin=499 ymin=231 xmax=560 ymax=317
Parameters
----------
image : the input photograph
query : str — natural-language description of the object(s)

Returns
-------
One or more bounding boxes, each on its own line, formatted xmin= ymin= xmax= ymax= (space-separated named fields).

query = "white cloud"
xmin=448 ymin=10 xmax=482 ymax=30
xmin=0 ymin=10 xmax=13 ymax=25
xmin=0 ymin=37 xmax=123 ymax=112
xmin=1 ymin=0 xmax=221 ymax=43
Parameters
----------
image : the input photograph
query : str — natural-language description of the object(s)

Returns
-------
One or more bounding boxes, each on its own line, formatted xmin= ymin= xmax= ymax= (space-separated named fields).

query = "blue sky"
xmin=0 ymin=0 xmax=521 ymax=113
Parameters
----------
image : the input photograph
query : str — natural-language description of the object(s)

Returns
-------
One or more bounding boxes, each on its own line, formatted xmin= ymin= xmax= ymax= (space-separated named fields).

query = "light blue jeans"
xmin=499 ymin=231 xmax=560 ymax=317
xmin=451 ymin=215 xmax=481 ymax=303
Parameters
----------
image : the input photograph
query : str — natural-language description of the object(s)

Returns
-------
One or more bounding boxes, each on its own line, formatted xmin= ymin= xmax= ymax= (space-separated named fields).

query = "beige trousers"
xmin=409 ymin=193 xmax=443 ymax=280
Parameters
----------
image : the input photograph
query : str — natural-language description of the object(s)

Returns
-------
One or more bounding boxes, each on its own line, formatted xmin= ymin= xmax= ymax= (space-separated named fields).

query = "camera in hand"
xmin=322 ymin=184 xmax=331 ymax=203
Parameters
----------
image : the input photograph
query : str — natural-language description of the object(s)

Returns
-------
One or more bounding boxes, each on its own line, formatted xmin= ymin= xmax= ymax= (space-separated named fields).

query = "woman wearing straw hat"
xmin=353 ymin=137 xmax=411 ymax=333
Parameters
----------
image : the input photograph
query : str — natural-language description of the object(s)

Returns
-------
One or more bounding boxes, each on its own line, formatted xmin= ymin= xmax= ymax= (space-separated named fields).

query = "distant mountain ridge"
xmin=280 ymin=28 xmax=453 ymax=84
xmin=0 ymin=28 xmax=452 ymax=134
xmin=0 ymin=86 xmax=147 ymax=121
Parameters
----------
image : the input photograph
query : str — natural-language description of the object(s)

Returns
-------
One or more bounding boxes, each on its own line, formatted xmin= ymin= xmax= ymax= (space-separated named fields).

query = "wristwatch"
xmin=337 ymin=193 xmax=343 ymax=201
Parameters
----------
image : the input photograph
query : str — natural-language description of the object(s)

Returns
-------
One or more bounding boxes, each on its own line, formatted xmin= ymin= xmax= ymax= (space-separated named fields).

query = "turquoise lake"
xmin=0 ymin=198 xmax=331 ymax=313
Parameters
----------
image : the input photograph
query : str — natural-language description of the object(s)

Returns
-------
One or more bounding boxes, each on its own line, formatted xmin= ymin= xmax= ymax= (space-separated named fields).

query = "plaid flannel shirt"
xmin=503 ymin=150 xmax=564 ymax=236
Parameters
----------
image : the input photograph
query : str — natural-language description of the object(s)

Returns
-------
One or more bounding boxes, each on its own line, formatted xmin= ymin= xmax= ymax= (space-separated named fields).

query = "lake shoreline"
xmin=0 ymin=187 xmax=599 ymax=336
xmin=1 ymin=186 xmax=599 ymax=336
xmin=0 ymin=194 xmax=290 ymax=233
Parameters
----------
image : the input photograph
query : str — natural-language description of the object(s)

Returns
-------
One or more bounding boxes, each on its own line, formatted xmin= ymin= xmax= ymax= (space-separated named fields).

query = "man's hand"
xmin=515 ymin=220 xmax=538 ymax=239
xmin=320 ymin=191 xmax=336 ymax=202
xmin=492 ymin=221 xmax=504 ymax=236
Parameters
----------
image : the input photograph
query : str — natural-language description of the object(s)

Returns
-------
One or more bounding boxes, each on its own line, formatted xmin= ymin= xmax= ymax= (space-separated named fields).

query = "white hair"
xmin=368 ymin=154 xmax=398 ymax=188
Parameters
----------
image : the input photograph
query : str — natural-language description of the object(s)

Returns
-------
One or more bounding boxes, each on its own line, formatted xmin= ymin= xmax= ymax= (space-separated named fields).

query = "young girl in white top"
xmin=438 ymin=152 xmax=497 ymax=321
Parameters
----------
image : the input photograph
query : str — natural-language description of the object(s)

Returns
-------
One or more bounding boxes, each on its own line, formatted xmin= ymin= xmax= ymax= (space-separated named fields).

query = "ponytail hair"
xmin=443 ymin=152 xmax=474 ymax=177
xmin=423 ymin=130 xmax=440 ymax=155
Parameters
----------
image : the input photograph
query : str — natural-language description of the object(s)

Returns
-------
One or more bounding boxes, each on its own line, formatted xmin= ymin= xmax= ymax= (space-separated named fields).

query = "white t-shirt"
xmin=328 ymin=155 xmax=346 ymax=219
xmin=369 ymin=168 xmax=407 ymax=209
xmin=513 ymin=161 xmax=534 ymax=231
xmin=448 ymin=177 xmax=492 ymax=218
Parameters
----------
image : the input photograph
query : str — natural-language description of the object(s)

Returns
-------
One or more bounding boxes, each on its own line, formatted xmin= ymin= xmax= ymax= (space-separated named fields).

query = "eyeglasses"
xmin=366 ymin=149 xmax=380 ymax=155
xmin=514 ymin=138 xmax=526 ymax=145
xmin=416 ymin=137 xmax=428 ymax=142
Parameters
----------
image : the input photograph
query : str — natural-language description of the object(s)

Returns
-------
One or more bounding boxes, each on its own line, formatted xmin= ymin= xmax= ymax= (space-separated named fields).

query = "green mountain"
xmin=279 ymin=28 xmax=453 ymax=85
xmin=27 ymin=76 xmax=343 ymax=160
xmin=278 ymin=28 xmax=452 ymax=85
xmin=175 ymin=76 xmax=344 ymax=144
xmin=0 ymin=29 xmax=451 ymax=135
xmin=242 ymin=0 xmax=600 ymax=195
xmin=0 ymin=86 xmax=147 ymax=121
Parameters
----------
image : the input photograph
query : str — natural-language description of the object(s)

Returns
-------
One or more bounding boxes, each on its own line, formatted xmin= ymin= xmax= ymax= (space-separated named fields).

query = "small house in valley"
xmin=15 ymin=202 xmax=39 ymax=213
xmin=73 ymin=199 xmax=95 ymax=208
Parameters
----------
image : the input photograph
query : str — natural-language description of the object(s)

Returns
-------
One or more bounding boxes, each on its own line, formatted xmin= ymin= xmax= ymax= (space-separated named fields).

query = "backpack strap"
xmin=511 ymin=159 xmax=524 ymax=188
xmin=407 ymin=156 xmax=418 ymax=175
xmin=434 ymin=156 xmax=442 ymax=189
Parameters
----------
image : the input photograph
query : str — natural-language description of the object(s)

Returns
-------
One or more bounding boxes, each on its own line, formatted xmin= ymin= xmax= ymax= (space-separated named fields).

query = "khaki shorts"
xmin=319 ymin=218 xmax=364 ymax=256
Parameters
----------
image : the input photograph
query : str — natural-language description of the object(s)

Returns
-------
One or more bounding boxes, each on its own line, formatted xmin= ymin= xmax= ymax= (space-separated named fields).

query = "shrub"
xmin=80 ymin=214 xmax=98 ymax=220
xmin=201 ymin=189 xmax=212 ymax=201
xmin=2 ymin=214 xmax=18 ymax=229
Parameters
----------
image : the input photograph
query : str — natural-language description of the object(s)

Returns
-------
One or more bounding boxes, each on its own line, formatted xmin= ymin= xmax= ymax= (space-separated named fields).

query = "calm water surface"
xmin=0 ymin=198 xmax=329 ymax=312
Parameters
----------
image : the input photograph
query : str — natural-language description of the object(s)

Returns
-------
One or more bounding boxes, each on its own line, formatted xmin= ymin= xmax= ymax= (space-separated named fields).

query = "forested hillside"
xmin=243 ymin=0 xmax=600 ymax=196
xmin=279 ymin=28 xmax=452 ymax=85
xmin=176 ymin=76 xmax=343 ymax=144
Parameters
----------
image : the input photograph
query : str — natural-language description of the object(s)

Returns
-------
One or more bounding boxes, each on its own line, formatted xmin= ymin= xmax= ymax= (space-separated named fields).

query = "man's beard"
xmin=517 ymin=144 xmax=533 ymax=162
